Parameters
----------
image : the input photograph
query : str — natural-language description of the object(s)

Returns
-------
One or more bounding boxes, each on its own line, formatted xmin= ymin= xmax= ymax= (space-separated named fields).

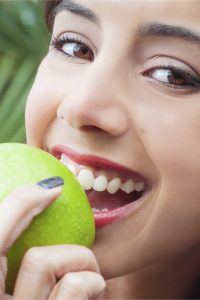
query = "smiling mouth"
xmin=52 ymin=145 xmax=148 ymax=228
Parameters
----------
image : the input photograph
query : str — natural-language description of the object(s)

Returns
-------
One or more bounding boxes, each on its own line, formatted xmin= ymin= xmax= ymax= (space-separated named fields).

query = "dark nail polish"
xmin=36 ymin=176 xmax=64 ymax=189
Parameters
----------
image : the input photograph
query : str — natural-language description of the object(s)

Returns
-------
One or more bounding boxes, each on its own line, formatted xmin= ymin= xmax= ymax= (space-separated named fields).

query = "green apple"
xmin=0 ymin=143 xmax=95 ymax=294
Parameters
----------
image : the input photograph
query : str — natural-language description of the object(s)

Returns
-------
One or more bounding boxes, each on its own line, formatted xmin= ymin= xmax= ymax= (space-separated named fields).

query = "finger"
xmin=49 ymin=271 xmax=106 ymax=300
xmin=0 ymin=181 xmax=63 ymax=254
xmin=14 ymin=245 xmax=100 ymax=299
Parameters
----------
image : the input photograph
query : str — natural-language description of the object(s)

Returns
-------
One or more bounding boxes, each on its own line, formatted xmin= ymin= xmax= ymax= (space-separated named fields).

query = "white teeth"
xmin=93 ymin=175 xmax=108 ymax=192
xmin=60 ymin=156 xmax=145 ymax=195
xmin=92 ymin=208 xmax=109 ymax=213
xmin=135 ymin=181 xmax=145 ymax=192
xmin=101 ymin=208 xmax=109 ymax=212
xmin=60 ymin=155 xmax=77 ymax=176
xmin=60 ymin=154 xmax=69 ymax=165
xmin=107 ymin=178 xmax=121 ymax=194
xmin=77 ymin=169 xmax=94 ymax=190
xmin=92 ymin=208 xmax=101 ymax=213
xmin=120 ymin=179 xmax=135 ymax=194
xmin=67 ymin=164 xmax=77 ymax=176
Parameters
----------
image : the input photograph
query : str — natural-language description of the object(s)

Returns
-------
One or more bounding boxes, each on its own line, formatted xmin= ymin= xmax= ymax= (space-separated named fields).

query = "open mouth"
xmin=52 ymin=145 xmax=148 ymax=228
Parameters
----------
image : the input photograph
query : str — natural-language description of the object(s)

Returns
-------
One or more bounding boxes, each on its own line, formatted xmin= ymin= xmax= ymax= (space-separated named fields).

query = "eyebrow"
xmin=138 ymin=22 xmax=200 ymax=44
xmin=55 ymin=0 xmax=99 ymax=25
xmin=54 ymin=1 xmax=200 ymax=45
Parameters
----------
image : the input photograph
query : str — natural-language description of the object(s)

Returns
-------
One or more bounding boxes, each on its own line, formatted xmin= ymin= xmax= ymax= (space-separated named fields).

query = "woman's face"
xmin=26 ymin=0 xmax=200 ymax=278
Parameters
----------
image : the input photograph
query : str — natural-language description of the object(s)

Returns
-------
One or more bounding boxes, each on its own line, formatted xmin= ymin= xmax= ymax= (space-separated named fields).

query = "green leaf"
xmin=0 ymin=0 xmax=49 ymax=143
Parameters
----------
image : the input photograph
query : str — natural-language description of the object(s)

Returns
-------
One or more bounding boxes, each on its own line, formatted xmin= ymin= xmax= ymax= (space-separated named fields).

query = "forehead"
xmin=54 ymin=0 xmax=200 ymax=29
xmin=54 ymin=0 xmax=200 ymax=41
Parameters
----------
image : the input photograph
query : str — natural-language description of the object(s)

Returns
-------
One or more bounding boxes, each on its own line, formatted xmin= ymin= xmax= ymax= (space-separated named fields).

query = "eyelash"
xmin=51 ymin=35 xmax=94 ymax=61
xmin=51 ymin=36 xmax=200 ymax=92
xmin=143 ymin=65 xmax=200 ymax=91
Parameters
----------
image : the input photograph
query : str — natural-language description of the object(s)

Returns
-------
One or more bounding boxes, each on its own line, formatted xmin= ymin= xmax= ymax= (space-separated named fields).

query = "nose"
xmin=57 ymin=61 xmax=130 ymax=136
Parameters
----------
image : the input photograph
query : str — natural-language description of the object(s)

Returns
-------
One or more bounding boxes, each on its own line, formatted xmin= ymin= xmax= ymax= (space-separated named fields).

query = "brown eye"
xmin=143 ymin=67 xmax=200 ymax=90
xmin=51 ymin=35 xmax=95 ymax=62
xmin=144 ymin=68 xmax=187 ymax=86
xmin=167 ymin=70 xmax=186 ymax=85
xmin=62 ymin=42 xmax=94 ymax=61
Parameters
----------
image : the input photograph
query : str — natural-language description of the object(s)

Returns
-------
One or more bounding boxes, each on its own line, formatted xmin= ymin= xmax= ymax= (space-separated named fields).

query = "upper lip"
xmin=51 ymin=144 xmax=146 ymax=183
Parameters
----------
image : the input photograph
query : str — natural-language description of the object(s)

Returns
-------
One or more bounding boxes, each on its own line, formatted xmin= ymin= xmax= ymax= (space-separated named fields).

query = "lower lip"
xmin=93 ymin=195 xmax=146 ymax=229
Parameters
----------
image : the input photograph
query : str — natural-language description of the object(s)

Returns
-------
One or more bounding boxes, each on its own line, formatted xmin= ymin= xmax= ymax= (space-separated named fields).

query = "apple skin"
xmin=0 ymin=143 xmax=95 ymax=294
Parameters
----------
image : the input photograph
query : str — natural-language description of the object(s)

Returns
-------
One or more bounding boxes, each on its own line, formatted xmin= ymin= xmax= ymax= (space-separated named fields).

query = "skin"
xmin=1 ymin=0 xmax=200 ymax=298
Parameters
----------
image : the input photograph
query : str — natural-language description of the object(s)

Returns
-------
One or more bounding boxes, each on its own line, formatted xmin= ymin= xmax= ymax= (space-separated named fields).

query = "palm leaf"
xmin=0 ymin=0 xmax=49 ymax=143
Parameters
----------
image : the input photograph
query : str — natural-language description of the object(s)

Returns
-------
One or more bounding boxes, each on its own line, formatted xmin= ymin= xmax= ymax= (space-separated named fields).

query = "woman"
xmin=1 ymin=0 xmax=200 ymax=298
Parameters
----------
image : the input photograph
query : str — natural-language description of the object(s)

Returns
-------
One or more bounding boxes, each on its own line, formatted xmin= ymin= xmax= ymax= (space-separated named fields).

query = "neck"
xmin=104 ymin=249 xmax=200 ymax=299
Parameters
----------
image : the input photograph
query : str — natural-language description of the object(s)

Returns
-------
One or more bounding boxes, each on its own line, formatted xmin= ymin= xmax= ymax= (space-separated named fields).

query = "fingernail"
xmin=36 ymin=176 xmax=64 ymax=189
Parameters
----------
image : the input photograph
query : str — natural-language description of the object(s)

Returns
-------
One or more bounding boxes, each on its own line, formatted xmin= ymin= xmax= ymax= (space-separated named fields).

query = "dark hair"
xmin=45 ymin=0 xmax=62 ymax=31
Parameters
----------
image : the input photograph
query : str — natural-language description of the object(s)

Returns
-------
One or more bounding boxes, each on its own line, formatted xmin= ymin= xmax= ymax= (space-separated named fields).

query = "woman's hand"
xmin=0 ymin=183 xmax=105 ymax=299
xmin=14 ymin=245 xmax=105 ymax=299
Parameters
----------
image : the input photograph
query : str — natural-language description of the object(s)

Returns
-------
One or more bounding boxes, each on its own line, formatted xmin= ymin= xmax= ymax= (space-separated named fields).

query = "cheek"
xmin=25 ymin=64 xmax=64 ymax=147
xmin=140 ymin=101 xmax=200 ymax=181
xmin=138 ymin=104 xmax=200 ymax=251
xmin=25 ymin=57 xmax=82 ymax=148
xmin=154 ymin=116 xmax=200 ymax=180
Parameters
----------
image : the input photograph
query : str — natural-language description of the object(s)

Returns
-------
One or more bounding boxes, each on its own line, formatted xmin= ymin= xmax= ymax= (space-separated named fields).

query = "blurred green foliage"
xmin=0 ymin=0 xmax=49 ymax=142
